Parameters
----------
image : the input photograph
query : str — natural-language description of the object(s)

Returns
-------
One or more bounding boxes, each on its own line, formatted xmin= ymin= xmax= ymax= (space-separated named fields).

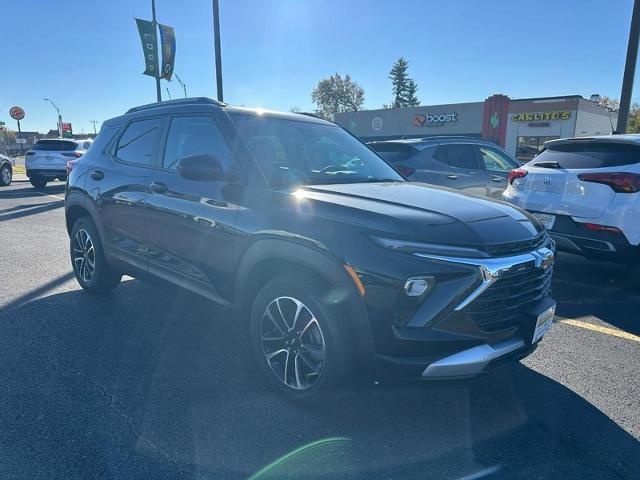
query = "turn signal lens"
xmin=578 ymin=172 xmax=640 ymax=193
xmin=344 ymin=264 xmax=365 ymax=296
xmin=507 ymin=169 xmax=528 ymax=185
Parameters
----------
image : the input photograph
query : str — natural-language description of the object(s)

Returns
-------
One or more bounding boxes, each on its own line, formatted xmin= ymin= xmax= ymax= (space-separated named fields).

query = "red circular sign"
xmin=9 ymin=106 xmax=25 ymax=121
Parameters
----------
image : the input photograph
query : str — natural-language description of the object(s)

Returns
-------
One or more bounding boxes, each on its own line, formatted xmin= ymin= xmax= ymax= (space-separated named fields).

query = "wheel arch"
xmin=65 ymin=191 xmax=106 ymax=241
xmin=234 ymin=237 xmax=375 ymax=367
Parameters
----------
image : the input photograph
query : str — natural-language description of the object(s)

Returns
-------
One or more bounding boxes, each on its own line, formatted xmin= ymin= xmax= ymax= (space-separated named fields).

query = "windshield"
xmin=534 ymin=141 xmax=640 ymax=169
xmin=229 ymin=113 xmax=403 ymax=186
xmin=31 ymin=140 xmax=77 ymax=151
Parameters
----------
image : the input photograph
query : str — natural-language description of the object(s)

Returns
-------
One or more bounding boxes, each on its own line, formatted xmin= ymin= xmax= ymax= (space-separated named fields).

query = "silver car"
xmin=25 ymin=138 xmax=93 ymax=189
xmin=369 ymin=137 xmax=521 ymax=199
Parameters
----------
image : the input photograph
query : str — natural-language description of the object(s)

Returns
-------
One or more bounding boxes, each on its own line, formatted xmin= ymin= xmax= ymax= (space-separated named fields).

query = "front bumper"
xmin=358 ymin=243 xmax=556 ymax=381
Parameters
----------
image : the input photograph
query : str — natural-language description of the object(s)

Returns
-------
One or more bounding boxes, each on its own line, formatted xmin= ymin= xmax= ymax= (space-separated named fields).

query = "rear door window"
xmin=535 ymin=142 xmax=640 ymax=169
xmin=433 ymin=144 xmax=478 ymax=169
xmin=115 ymin=118 xmax=163 ymax=166
xmin=32 ymin=140 xmax=77 ymax=151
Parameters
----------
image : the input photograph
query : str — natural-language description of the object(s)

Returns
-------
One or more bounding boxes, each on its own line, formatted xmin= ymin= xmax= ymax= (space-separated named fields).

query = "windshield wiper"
xmin=362 ymin=178 xmax=403 ymax=183
xmin=533 ymin=161 xmax=562 ymax=169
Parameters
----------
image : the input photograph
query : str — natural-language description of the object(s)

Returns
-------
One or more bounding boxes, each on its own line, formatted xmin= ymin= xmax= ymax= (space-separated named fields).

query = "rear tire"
xmin=70 ymin=216 xmax=121 ymax=294
xmin=0 ymin=165 xmax=11 ymax=186
xmin=29 ymin=176 xmax=47 ymax=189
xmin=249 ymin=274 xmax=354 ymax=403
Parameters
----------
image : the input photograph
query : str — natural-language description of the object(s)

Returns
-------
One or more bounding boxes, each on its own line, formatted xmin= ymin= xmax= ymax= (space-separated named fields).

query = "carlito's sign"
xmin=511 ymin=111 xmax=571 ymax=122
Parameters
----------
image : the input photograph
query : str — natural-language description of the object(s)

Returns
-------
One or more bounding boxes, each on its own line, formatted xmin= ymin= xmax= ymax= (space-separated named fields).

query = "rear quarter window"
xmin=537 ymin=142 xmax=640 ymax=169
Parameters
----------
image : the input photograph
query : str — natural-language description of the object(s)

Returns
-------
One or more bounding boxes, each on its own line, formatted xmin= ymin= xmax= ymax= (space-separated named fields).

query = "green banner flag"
xmin=159 ymin=24 xmax=176 ymax=81
xmin=135 ymin=18 xmax=159 ymax=78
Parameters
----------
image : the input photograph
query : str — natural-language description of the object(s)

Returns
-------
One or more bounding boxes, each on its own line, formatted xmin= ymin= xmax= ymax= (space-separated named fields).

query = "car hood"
xmin=282 ymin=182 xmax=543 ymax=249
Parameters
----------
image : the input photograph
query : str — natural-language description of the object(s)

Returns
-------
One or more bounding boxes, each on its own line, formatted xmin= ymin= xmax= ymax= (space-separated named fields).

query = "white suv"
xmin=25 ymin=138 xmax=93 ymax=189
xmin=503 ymin=135 xmax=640 ymax=268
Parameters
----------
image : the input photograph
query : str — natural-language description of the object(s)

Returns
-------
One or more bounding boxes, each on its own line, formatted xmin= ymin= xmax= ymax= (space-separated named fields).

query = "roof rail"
xmin=125 ymin=97 xmax=225 ymax=114
xmin=296 ymin=112 xmax=324 ymax=120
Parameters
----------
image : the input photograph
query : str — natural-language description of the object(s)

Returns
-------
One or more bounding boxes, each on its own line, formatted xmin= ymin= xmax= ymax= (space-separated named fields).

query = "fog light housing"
xmin=403 ymin=277 xmax=434 ymax=297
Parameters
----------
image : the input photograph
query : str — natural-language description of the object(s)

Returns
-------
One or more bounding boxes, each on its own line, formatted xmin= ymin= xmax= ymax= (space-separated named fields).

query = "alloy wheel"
xmin=72 ymin=228 xmax=96 ymax=283
xmin=260 ymin=296 xmax=326 ymax=390
xmin=1 ymin=167 xmax=11 ymax=185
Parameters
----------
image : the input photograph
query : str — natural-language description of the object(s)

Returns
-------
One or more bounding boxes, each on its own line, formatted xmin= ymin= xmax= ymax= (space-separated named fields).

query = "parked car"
xmin=503 ymin=135 xmax=640 ymax=275
xmin=25 ymin=138 xmax=93 ymax=189
xmin=368 ymin=137 xmax=521 ymax=198
xmin=0 ymin=153 xmax=13 ymax=186
xmin=65 ymin=98 xmax=556 ymax=401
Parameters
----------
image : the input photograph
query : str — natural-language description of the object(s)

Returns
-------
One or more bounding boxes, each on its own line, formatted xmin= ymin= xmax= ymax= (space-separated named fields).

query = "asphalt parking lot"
xmin=0 ymin=176 xmax=638 ymax=480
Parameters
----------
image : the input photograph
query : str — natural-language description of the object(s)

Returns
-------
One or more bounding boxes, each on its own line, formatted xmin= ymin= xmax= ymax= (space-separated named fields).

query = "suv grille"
xmin=466 ymin=262 xmax=553 ymax=332
xmin=483 ymin=233 xmax=548 ymax=257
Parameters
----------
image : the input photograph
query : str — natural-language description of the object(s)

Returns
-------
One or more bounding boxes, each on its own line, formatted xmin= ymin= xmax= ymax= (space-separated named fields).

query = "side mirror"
xmin=176 ymin=154 xmax=224 ymax=181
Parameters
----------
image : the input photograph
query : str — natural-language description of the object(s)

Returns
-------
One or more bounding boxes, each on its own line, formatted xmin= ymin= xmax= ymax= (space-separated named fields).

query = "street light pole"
xmin=618 ymin=0 xmax=640 ymax=133
xmin=212 ymin=0 xmax=224 ymax=102
xmin=90 ymin=120 xmax=99 ymax=135
xmin=43 ymin=98 xmax=62 ymax=137
xmin=151 ymin=0 xmax=162 ymax=102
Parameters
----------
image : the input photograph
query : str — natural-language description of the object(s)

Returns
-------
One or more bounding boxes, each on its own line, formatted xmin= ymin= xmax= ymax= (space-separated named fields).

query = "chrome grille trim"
xmin=414 ymin=246 xmax=554 ymax=312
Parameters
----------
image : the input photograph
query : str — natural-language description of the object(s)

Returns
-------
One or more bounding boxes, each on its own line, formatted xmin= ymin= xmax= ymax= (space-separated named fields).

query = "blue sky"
xmin=0 ymin=0 xmax=636 ymax=133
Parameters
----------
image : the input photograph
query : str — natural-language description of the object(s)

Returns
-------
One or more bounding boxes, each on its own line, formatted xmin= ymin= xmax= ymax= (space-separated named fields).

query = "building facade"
xmin=335 ymin=94 xmax=618 ymax=161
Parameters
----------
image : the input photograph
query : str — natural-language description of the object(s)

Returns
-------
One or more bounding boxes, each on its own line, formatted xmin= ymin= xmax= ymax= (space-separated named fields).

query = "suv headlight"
xmin=372 ymin=236 xmax=488 ymax=259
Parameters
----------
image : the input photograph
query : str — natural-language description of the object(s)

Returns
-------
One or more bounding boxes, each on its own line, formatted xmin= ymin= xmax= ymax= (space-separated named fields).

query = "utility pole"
xmin=152 ymin=0 xmax=162 ymax=102
xmin=90 ymin=120 xmax=99 ymax=135
xmin=212 ymin=0 xmax=224 ymax=102
xmin=44 ymin=98 xmax=63 ymax=137
xmin=174 ymin=73 xmax=188 ymax=98
xmin=619 ymin=0 xmax=640 ymax=133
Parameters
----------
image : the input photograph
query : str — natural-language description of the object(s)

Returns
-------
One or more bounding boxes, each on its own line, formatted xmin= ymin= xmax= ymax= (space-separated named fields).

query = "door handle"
xmin=491 ymin=177 xmax=505 ymax=183
xmin=90 ymin=170 xmax=104 ymax=181
xmin=446 ymin=174 xmax=458 ymax=180
xmin=149 ymin=181 xmax=168 ymax=194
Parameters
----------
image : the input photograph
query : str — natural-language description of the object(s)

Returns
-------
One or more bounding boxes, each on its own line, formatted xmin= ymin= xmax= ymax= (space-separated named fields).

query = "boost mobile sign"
xmin=413 ymin=112 xmax=457 ymax=127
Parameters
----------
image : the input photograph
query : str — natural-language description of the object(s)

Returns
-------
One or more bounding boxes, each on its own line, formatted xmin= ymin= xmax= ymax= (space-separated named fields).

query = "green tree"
xmin=389 ymin=57 xmax=420 ymax=107
xmin=405 ymin=79 xmax=419 ymax=107
xmin=311 ymin=73 xmax=365 ymax=120
xmin=627 ymin=102 xmax=640 ymax=133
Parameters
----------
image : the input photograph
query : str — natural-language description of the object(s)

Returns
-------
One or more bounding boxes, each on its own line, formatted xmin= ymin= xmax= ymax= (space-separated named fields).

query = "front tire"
xmin=29 ymin=176 xmax=47 ymax=189
xmin=0 ymin=165 xmax=11 ymax=186
xmin=70 ymin=217 xmax=121 ymax=294
xmin=249 ymin=274 xmax=353 ymax=402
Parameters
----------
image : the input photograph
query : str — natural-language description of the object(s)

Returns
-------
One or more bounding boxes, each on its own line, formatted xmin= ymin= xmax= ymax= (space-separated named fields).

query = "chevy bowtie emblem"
xmin=533 ymin=247 xmax=554 ymax=269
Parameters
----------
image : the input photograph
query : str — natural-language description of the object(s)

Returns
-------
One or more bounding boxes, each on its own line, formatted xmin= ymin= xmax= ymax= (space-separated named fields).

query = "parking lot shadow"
xmin=0 ymin=182 xmax=65 ymax=200
xmin=553 ymin=253 xmax=640 ymax=335
xmin=0 ymin=279 xmax=638 ymax=479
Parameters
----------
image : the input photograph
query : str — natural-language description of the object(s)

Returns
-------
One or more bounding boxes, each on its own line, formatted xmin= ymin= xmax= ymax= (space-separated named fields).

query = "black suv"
xmin=65 ymin=98 xmax=556 ymax=400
